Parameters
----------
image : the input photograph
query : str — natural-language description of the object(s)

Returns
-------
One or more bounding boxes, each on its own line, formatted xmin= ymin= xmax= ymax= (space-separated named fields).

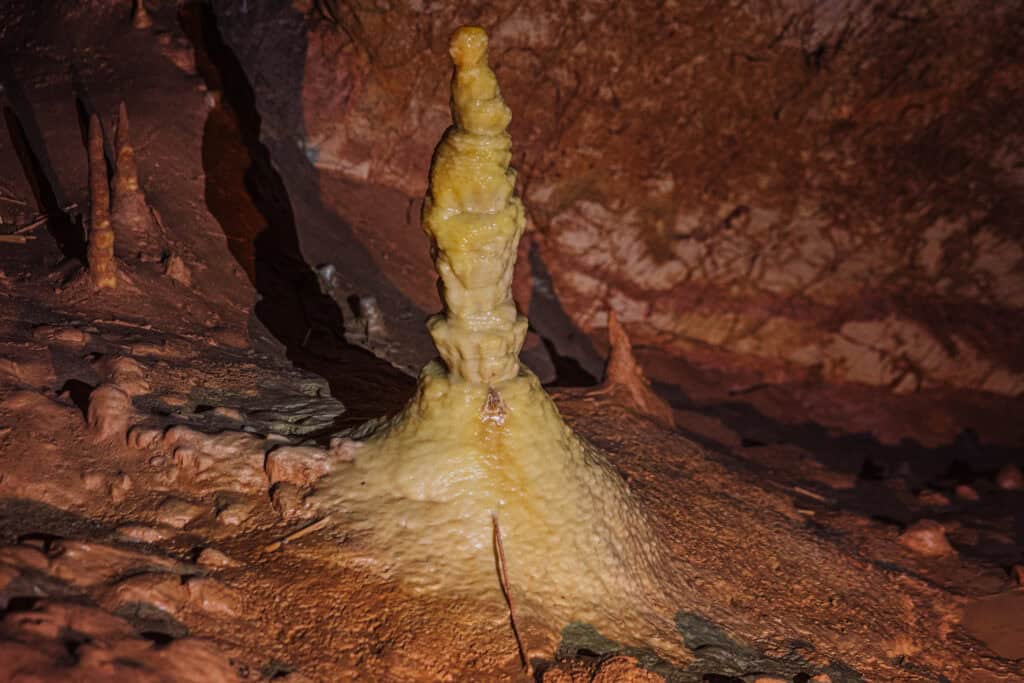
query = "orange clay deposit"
xmin=0 ymin=4 xmax=1022 ymax=682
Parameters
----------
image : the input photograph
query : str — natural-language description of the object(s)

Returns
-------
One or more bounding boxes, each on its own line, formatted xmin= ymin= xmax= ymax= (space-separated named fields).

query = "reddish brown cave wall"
xmin=213 ymin=0 xmax=1024 ymax=397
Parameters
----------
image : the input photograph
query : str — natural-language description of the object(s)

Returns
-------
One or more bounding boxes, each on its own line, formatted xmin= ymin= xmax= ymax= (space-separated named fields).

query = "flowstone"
xmin=312 ymin=26 xmax=674 ymax=652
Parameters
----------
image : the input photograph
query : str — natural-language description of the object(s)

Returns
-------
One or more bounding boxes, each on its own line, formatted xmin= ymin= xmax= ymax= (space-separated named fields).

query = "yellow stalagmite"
xmin=312 ymin=26 xmax=676 ymax=656
xmin=87 ymin=114 xmax=116 ymax=289
xmin=422 ymin=26 xmax=527 ymax=384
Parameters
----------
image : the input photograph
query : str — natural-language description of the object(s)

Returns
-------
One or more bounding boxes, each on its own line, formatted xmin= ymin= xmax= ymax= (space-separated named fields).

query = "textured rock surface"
xmin=213 ymin=0 xmax=1024 ymax=397
xmin=1 ymin=2 xmax=1023 ymax=681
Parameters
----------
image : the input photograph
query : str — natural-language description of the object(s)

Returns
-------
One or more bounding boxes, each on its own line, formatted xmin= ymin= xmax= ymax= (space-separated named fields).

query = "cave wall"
xmin=213 ymin=0 xmax=1024 ymax=397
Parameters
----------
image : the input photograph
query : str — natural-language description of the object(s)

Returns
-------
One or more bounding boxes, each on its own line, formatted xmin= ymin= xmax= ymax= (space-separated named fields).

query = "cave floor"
xmin=1 ymin=2 xmax=1023 ymax=682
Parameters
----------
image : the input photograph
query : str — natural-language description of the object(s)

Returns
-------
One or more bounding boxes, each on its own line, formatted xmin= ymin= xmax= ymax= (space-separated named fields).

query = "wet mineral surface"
xmin=0 ymin=2 xmax=1022 ymax=682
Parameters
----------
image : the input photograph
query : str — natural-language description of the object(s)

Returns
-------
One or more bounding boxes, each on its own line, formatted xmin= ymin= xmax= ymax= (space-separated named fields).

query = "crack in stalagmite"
xmin=311 ymin=25 xmax=676 ymax=657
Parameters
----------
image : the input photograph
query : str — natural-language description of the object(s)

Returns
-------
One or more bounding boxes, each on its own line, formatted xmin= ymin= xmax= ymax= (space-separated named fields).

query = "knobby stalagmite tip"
xmin=422 ymin=26 xmax=526 ymax=383
xmin=87 ymin=113 xmax=116 ymax=289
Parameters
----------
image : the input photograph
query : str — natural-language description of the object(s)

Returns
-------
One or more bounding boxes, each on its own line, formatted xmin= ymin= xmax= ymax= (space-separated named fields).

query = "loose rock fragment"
xmin=109 ymin=471 xmax=133 ymax=503
xmin=128 ymin=425 xmax=163 ymax=449
xmin=265 ymin=445 xmax=330 ymax=487
xmin=208 ymin=327 xmax=249 ymax=349
xmin=74 ymin=470 xmax=130 ymax=502
xmin=184 ymin=576 xmax=241 ymax=617
xmin=32 ymin=324 xmax=90 ymax=348
xmin=93 ymin=355 xmax=150 ymax=396
xmin=2 ymin=601 xmax=136 ymax=643
xmin=0 ymin=355 xmax=56 ymax=387
xmin=163 ymin=426 xmax=268 ymax=494
xmin=81 ymin=470 xmax=106 ymax=491
xmin=0 ymin=544 xmax=50 ymax=573
xmin=898 ymin=519 xmax=956 ymax=557
xmin=216 ymin=500 xmax=255 ymax=526
xmin=129 ymin=340 xmax=193 ymax=358
xmin=270 ymin=482 xmax=309 ymax=521
xmin=116 ymin=524 xmax=176 ymax=543
xmin=174 ymin=447 xmax=213 ymax=473
xmin=916 ymin=489 xmax=950 ymax=507
xmin=210 ymin=406 xmax=243 ymax=421
xmin=593 ymin=657 xmax=665 ymax=682
xmin=164 ymin=253 xmax=192 ymax=286
xmin=1011 ymin=564 xmax=1024 ymax=587
xmin=160 ymin=393 xmax=189 ymax=408
xmin=100 ymin=572 xmax=187 ymax=616
xmin=995 ymin=464 xmax=1023 ymax=490
xmin=955 ymin=484 xmax=980 ymax=501
xmin=195 ymin=548 xmax=241 ymax=569
xmin=155 ymin=497 xmax=204 ymax=529
xmin=87 ymin=383 xmax=136 ymax=442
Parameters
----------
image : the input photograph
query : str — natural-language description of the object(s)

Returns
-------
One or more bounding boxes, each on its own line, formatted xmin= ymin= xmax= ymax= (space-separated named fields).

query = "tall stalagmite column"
xmin=312 ymin=26 xmax=670 ymax=655
xmin=87 ymin=114 xmax=116 ymax=289
xmin=422 ymin=26 xmax=528 ymax=384
xmin=111 ymin=102 xmax=158 ymax=257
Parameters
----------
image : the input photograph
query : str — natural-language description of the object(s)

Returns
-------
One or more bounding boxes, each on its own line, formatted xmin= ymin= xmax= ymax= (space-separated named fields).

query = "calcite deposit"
xmin=312 ymin=26 xmax=672 ymax=653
